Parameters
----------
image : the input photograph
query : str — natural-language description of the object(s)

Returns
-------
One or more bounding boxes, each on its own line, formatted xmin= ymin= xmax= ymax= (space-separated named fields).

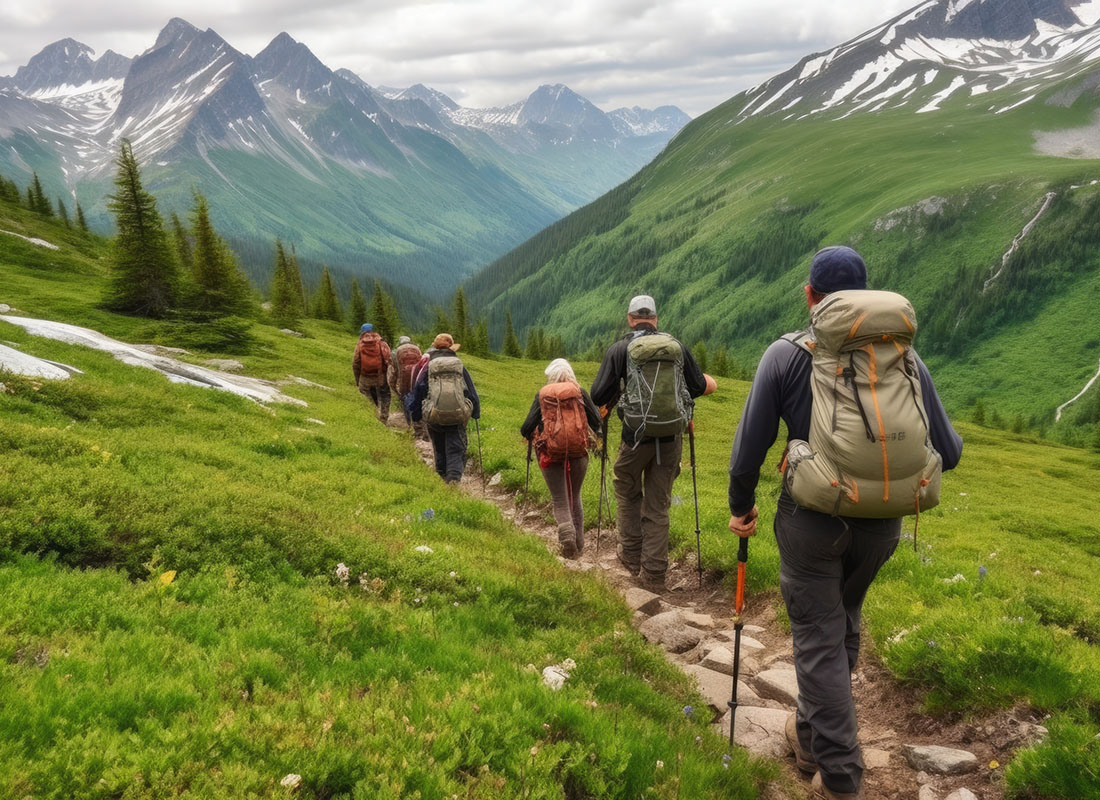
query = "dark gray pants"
xmin=359 ymin=379 xmax=390 ymax=420
xmin=613 ymin=436 xmax=682 ymax=579
xmin=541 ymin=455 xmax=588 ymax=550
xmin=775 ymin=491 xmax=900 ymax=795
xmin=428 ymin=424 xmax=468 ymax=483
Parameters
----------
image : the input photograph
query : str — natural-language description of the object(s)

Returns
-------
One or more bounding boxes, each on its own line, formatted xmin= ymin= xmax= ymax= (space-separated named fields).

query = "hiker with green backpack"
xmin=727 ymin=247 xmax=963 ymax=800
xmin=410 ymin=333 xmax=480 ymax=484
xmin=520 ymin=358 xmax=601 ymax=559
xmin=591 ymin=295 xmax=709 ymax=591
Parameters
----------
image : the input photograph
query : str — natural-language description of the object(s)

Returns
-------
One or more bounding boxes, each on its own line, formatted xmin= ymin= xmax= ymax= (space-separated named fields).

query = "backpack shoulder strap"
xmin=781 ymin=330 xmax=814 ymax=356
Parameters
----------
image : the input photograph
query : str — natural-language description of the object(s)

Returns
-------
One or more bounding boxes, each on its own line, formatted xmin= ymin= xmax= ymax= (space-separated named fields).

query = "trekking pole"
xmin=728 ymin=536 xmax=749 ymax=747
xmin=525 ymin=437 xmax=532 ymax=493
xmin=596 ymin=415 xmax=609 ymax=555
xmin=689 ymin=418 xmax=702 ymax=588
xmin=475 ymin=418 xmax=484 ymax=483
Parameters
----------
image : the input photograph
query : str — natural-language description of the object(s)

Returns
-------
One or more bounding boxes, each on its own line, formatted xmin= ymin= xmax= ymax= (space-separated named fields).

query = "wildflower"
xmin=335 ymin=563 xmax=349 ymax=586
xmin=359 ymin=573 xmax=370 ymax=591
xmin=989 ymin=760 xmax=1000 ymax=769
xmin=421 ymin=508 xmax=436 ymax=521
xmin=280 ymin=773 xmax=302 ymax=789
xmin=449 ymin=571 xmax=457 ymax=578
xmin=656 ymin=760 xmax=664 ymax=769
xmin=722 ymin=754 xmax=732 ymax=769
xmin=476 ymin=586 xmax=482 ymax=592
xmin=683 ymin=705 xmax=694 ymax=718
xmin=530 ymin=746 xmax=539 ymax=757
xmin=453 ymin=601 xmax=459 ymax=607
xmin=414 ymin=545 xmax=433 ymax=554
xmin=978 ymin=565 xmax=987 ymax=581
xmin=927 ymin=640 xmax=938 ymax=648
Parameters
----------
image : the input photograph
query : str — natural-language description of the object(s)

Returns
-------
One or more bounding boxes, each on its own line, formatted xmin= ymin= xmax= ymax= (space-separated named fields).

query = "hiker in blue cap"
xmin=727 ymin=246 xmax=963 ymax=800
xmin=352 ymin=323 xmax=393 ymax=422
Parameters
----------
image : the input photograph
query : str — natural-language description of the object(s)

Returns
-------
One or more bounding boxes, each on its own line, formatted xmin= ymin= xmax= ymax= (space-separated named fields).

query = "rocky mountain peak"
xmin=12 ymin=38 xmax=96 ymax=92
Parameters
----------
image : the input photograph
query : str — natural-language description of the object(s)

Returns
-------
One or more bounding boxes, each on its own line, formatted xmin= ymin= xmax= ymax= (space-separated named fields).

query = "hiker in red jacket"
xmin=520 ymin=359 xmax=601 ymax=558
xmin=352 ymin=323 xmax=392 ymax=422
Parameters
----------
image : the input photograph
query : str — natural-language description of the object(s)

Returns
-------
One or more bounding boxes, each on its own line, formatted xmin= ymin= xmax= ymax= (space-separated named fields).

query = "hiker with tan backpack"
xmin=352 ymin=323 xmax=392 ymax=422
xmin=727 ymin=247 xmax=963 ymax=800
xmin=410 ymin=333 xmax=480 ymax=484
xmin=520 ymin=359 xmax=601 ymax=558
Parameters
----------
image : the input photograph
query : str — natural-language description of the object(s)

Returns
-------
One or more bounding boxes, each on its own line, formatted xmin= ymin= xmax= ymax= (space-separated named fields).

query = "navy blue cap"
xmin=809 ymin=246 xmax=867 ymax=293
xmin=360 ymin=323 xmax=373 ymax=333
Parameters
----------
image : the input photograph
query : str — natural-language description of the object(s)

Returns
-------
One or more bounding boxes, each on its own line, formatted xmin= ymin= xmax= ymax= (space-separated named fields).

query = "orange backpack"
xmin=536 ymin=382 xmax=590 ymax=461
xmin=396 ymin=343 xmax=423 ymax=394
xmin=358 ymin=332 xmax=390 ymax=377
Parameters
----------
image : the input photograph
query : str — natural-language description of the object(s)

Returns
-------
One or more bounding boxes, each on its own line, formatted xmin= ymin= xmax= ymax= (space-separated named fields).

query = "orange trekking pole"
xmin=728 ymin=536 xmax=749 ymax=746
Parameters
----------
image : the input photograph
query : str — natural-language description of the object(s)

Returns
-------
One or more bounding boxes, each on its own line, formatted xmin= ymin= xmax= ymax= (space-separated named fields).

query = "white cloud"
xmin=0 ymin=0 xmax=920 ymax=115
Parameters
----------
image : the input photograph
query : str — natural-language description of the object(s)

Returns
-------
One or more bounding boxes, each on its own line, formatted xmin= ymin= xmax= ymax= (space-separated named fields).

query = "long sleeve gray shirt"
xmin=728 ymin=336 xmax=963 ymax=516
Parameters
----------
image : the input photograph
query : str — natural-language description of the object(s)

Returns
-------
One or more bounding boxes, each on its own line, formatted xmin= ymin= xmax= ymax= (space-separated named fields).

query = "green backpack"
xmin=620 ymin=332 xmax=692 ymax=440
xmin=782 ymin=290 xmax=942 ymax=518
xmin=423 ymin=356 xmax=473 ymax=426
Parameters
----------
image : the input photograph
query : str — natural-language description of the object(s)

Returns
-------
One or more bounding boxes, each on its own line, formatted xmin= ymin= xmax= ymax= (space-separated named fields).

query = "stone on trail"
xmin=945 ymin=790 xmax=979 ymax=800
xmin=864 ymin=747 xmax=891 ymax=769
xmin=700 ymin=645 xmax=735 ymax=676
xmin=682 ymin=664 xmax=766 ymax=713
xmin=623 ymin=587 xmax=662 ymax=616
xmin=638 ymin=611 xmax=705 ymax=653
xmin=713 ymin=706 xmax=792 ymax=759
xmin=683 ymin=612 xmax=715 ymax=630
xmin=753 ymin=668 xmax=799 ymax=707
xmin=743 ymin=624 xmax=766 ymax=634
xmin=903 ymin=744 xmax=978 ymax=775
xmin=0 ymin=304 xmax=11 ymax=313
xmin=487 ymin=472 xmax=503 ymax=487
xmin=918 ymin=786 xmax=938 ymax=800
xmin=713 ymin=630 xmax=765 ymax=650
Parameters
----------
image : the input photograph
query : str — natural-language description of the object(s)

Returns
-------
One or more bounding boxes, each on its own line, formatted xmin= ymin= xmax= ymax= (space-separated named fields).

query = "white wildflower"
xmin=280 ymin=773 xmax=302 ymax=789
xmin=656 ymin=760 xmax=665 ymax=769
xmin=359 ymin=573 xmax=370 ymax=591
xmin=414 ymin=545 xmax=433 ymax=554
xmin=335 ymin=563 xmax=349 ymax=586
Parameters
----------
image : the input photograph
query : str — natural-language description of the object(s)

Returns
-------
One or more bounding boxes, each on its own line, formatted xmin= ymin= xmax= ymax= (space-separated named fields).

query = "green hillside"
xmin=2 ymin=200 xmax=1100 ymax=797
xmin=466 ymin=77 xmax=1100 ymax=446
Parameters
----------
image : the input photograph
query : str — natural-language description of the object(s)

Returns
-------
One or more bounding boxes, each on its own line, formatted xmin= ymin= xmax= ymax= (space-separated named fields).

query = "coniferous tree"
xmin=288 ymin=245 xmax=307 ymax=312
xmin=270 ymin=238 xmax=300 ymax=328
xmin=26 ymin=186 xmax=35 ymax=210
xmin=503 ymin=310 xmax=522 ymax=357
xmin=188 ymin=192 xmax=251 ymax=315
xmin=75 ymin=201 xmax=89 ymax=232
xmin=0 ymin=173 xmax=20 ymax=204
xmin=711 ymin=346 xmax=729 ymax=378
xmin=370 ymin=281 xmax=400 ymax=343
xmin=692 ymin=341 xmax=708 ymax=373
xmin=525 ymin=327 xmax=547 ymax=360
xmin=430 ymin=306 xmax=451 ymax=338
xmin=453 ymin=287 xmax=470 ymax=344
xmin=470 ymin=318 xmax=491 ymax=356
xmin=349 ymin=280 xmax=368 ymax=331
xmin=56 ymin=198 xmax=71 ymax=227
xmin=103 ymin=140 xmax=178 ymax=317
xmin=312 ymin=266 xmax=343 ymax=322
xmin=30 ymin=173 xmax=52 ymax=216
xmin=170 ymin=212 xmax=192 ymax=273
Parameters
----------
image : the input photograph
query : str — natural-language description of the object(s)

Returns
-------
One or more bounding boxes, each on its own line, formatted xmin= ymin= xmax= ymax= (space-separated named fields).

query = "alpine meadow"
xmin=2 ymin=0 xmax=1100 ymax=799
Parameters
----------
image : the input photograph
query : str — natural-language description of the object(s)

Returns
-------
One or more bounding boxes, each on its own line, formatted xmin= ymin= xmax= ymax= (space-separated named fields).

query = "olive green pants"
xmin=613 ymin=436 xmax=682 ymax=579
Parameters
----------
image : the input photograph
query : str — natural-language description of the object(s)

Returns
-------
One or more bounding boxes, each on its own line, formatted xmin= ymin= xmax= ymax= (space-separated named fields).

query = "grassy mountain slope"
xmin=466 ymin=75 xmax=1100 ymax=444
xmin=0 ymin=209 xmax=775 ymax=798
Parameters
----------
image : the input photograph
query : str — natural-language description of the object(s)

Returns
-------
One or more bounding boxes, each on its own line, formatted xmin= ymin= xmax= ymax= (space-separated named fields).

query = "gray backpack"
xmin=782 ymin=290 xmax=942 ymax=518
xmin=620 ymin=332 xmax=692 ymax=440
xmin=423 ymin=356 xmax=472 ymax=426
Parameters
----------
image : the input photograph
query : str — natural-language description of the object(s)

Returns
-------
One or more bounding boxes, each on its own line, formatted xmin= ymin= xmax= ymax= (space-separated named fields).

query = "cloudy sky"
xmin=0 ymin=0 xmax=920 ymax=116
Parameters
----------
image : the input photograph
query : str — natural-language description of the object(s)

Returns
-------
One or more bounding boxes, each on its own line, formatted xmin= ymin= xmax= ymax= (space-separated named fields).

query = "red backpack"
xmin=396 ymin=343 xmax=423 ymax=394
xmin=536 ymin=382 xmax=590 ymax=460
xmin=358 ymin=332 xmax=390 ymax=377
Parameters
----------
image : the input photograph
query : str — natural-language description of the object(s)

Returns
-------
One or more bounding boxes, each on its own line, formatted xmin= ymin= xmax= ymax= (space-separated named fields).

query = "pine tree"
xmin=289 ymin=245 xmax=307 ymax=313
xmin=349 ymin=280 xmax=368 ymax=331
xmin=370 ymin=281 xmax=399 ymax=343
xmin=75 ymin=201 xmax=89 ymax=232
xmin=30 ymin=173 xmax=52 ymax=216
xmin=0 ymin=173 xmax=20 ymax=204
xmin=503 ymin=310 xmax=522 ymax=357
xmin=711 ymin=346 xmax=729 ymax=378
xmin=270 ymin=238 xmax=300 ymax=328
xmin=170 ymin=212 xmax=192 ymax=273
xmin=525 ymin=327 xmax=546 ymax=360
xmin=56 ymin=197 xmax=70 ymax=227
xmin=103 ymin=140 xmax=178 ymax=317
xmin=26 ymin=186 xmax=35 ymax=210
xmin=430 ymin=307 xmax=451 ymax=338
xmin=470 ymin=318 xmax=491 ymax=356
xmin=692 ymin=341 xmax=708 ymax=373
xmin=453 ymin=288 xmax=470 ymax=343
xmin=312 ymin=266 xmax=343 ymax=322
xmin=188 ymin=192 xmax=250 ymax=315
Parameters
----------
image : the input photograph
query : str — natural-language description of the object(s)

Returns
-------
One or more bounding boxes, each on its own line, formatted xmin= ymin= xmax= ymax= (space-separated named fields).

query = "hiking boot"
xmin=786 ymin=713 xmax=816 ymax=774
xmin=810 ymin=772 xmax=860 ymax=800
xmin=560 ymin=540 xmax=578 ymax=559
xmin=616 ymin=545 xmax=640 ymax=576
xmin=639 ymin=571 xmax=665 ymax=591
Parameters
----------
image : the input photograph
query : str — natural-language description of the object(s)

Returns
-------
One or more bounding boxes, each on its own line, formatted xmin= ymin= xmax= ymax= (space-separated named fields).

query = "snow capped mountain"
xmin=737 ymin=0 xmax=1100 ymax=120
xmin=608 ymin=105 xmax=694 ymax=137
xmin=12 ymin=38 xmax=131 ymax=95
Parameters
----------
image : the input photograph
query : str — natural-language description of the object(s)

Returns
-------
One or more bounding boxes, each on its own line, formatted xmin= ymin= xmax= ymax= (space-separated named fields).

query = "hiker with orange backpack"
xmin=520 ymin=359 xmax=601 ymax=559
xmin=352 ymin=323 xmax=392 ymax=422
xmin=727 ymin=247 xmax=963 ymax=800
xmin=390 ymin=335 xmax=426 ymax=437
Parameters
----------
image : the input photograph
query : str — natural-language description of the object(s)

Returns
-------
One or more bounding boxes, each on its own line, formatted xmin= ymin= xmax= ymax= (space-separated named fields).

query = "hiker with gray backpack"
xmin=520 ymin=358 xmax=601 ymax=559
xmin=410 ymin=333 xmax=480 ymax=484
xmin=727 ymin=246 xmax=963 ymax=800
xmin=590 ymin=295 xmax=710 ymax=591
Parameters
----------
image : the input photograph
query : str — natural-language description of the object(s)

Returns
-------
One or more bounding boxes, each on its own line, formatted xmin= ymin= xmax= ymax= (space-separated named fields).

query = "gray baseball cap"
xmin=628 ymin=295 xmax=656 ymax=317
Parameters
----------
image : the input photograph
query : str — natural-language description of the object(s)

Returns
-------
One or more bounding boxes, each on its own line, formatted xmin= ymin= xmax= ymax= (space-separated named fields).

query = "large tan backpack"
xmin=782 ymin=290 xmax=942 ymax=518
xmin=423 ymin=356 xmax=473 ymax=426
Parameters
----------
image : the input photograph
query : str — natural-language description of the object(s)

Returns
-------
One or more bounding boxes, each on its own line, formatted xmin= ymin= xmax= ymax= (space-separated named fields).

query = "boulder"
xmin=623 ymin=587 xmax=663 ymax=616
xmin=487 ymin=472 xmax=503 ymax=487
xmin=638 ymin=611 xmax=705 ymax=653
xmin=700 ymin=645 xmax=735 ymax=675
xmin=713 ymin=630 xmax=765 ymax=650
xmin=683 ymin=612 xmax=715 ymax=630
xmin=682 ymin=664 xmax=768 ymax=712
xmin=713 ymin=706 xmax=792 ymax=758
xmin=918 ymin=786 xmax=938 ymax=800
xmin=753 ymin=668 xmax=800 ymax=706
xmin=0 ymin=304 xmax=10 ymax=313
xmin=903 ymin=744 xmax=978 ymax=775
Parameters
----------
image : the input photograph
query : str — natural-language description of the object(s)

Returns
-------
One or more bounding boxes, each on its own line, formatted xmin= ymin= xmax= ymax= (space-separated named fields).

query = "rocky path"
xmin=395 ymin=417 xmax=1045 ymax=799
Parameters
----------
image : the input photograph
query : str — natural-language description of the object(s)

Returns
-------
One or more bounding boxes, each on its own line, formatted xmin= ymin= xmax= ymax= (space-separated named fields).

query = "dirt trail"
xmin=393 ymin=415 xmax=1041 ymax=799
